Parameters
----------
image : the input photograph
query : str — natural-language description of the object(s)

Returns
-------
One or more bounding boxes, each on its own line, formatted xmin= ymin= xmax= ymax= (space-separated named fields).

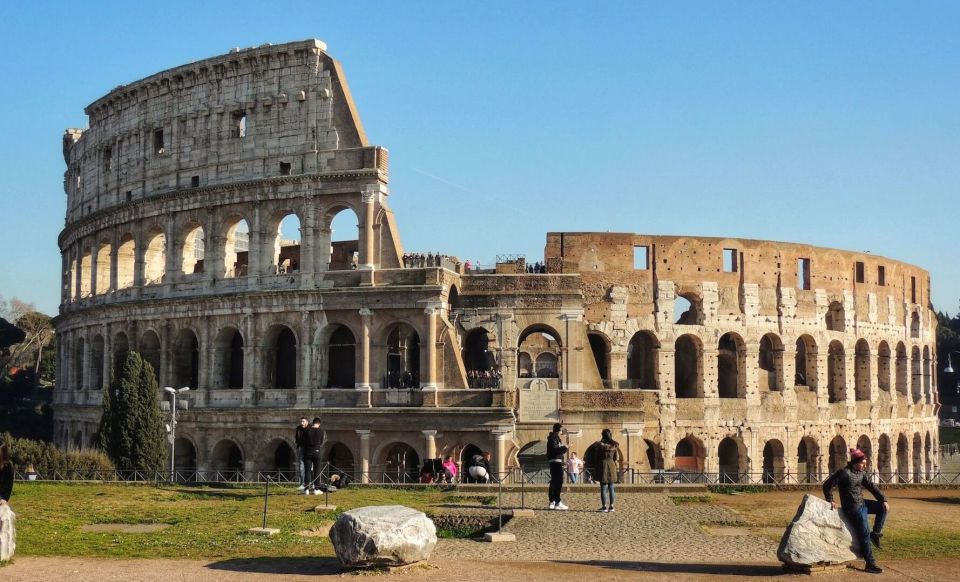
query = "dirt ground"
xmin=3 ymin=557 xmax=960 ymax=581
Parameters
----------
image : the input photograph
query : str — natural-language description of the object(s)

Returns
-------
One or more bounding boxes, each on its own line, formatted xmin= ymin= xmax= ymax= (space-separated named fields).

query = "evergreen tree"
xmin=98 ymin=351 xmax=167 ymax=471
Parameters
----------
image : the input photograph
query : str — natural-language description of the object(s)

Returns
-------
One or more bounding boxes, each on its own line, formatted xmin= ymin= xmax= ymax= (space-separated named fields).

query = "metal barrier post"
xmin=520 ymin=469 xmax=525 ymax=509
xmin=497 ymin=471 xmax=503 ymax=532
xmin=261 ymin=476 xmax=271 ymax=529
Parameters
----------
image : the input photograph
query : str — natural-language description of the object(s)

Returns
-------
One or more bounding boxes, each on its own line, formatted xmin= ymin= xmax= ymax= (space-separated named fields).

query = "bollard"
xmin=497 ymin=472 xmax=503 ymax=532
xmin=262 ymin=476 xmax=270 ymax=529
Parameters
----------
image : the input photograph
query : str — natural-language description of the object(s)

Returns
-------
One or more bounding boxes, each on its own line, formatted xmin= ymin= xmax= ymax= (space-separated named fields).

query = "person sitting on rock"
xmin=822 ymin=448 xmax=888 ymax=574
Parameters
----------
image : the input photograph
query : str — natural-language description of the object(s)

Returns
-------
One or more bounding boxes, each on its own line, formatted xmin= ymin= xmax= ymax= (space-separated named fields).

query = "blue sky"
xmin=1 ymin=1 xmax=958 ymax=316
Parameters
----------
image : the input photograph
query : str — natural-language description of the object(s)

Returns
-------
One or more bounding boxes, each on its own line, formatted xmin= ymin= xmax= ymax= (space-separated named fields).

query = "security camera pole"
xmin=163 ymin=386 xmax=190 ymax=483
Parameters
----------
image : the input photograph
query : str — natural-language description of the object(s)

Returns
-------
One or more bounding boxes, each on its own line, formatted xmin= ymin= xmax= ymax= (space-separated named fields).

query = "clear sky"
xmin=1 ymin=1 xmax=958 ymax=317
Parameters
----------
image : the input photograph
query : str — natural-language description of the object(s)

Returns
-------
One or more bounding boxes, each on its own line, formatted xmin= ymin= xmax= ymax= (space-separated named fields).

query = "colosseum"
xmin=54 ymin=39 xmax=940 ymax=484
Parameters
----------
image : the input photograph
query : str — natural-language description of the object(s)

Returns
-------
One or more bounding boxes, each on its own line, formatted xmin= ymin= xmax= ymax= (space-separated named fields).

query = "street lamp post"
xmin=163 ymin=386 xmax=190 ymax=482
xmin=942 ymin=352 xmax=960 ymax=396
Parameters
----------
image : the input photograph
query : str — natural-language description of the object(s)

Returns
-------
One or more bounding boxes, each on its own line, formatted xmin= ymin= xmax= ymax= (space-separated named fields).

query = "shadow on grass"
xmin=552 ymin=561 xmax=786 ymax=577
xmin=207 ymin=556 xmax=342 ymax=575
xmin=903 ymin=496 xmax=960 ymax=505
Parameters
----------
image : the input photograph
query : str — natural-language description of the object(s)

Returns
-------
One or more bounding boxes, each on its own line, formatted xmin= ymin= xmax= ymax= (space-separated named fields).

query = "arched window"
xmin=877 ymin=341 xmax=891 ymax=392
xmin=517 ymin=352 xmax=533 ymax=378
xmin=896 ymin=434 xmax=909 ymax=482
xmin=878 ymin=434 xmax=892 ymax=481
xmin=223 ymin=218 xmax=250 ymax=278
xmin=90 ymin=335 xmax=104 ymax=390
xmin=828 ymin=435 xmax=847 ymax=472
xmin=895 ymin=342 xmax=908 ymax=396
xmin=518 ymin=326 xmax=562 ymax=380
xmin=762 ymin=440 xmax=785 ymax=484
xmin=535 ymin=353 xmax=559 ymax=378
xmin=463 ymin=328 xmax=493 ymax=374
xmin=673 ymin=436 xmax=705 ymax=473
xmin=327 ymin=325 xmax=356 ymax=388
xmin=139 ymin=330 xmax=161 ymax=384
xmin=627 ymin=331 xmax=659 ymax=390
xmin=758 ymin=333 xmax=783 ymax=392
xmin=181 ymin=224 xmax=205 ymax=275
xmin=854 ymin=339 xmax=871 ymax=401
xmin=717 ymin=332 xmax=746 ymax=398
xmin=827 ymin=341 xmax=846 ymax=403
xmin=214 ymin=327 xmax=244 ymax=389
xmin=795 ymin=335 xmax=818 ymax=390
xmin=385 ymin=323 xmax=420 ymax=388
xmin=674 ymin=293 xmax=701 ymax=325
xmin=328 ymin=208 xmax=360 ymax=271
xmin=113 ymin=331 xmax=129 ymax=373
xmin=79 ymin=249 xmax=92 ymax=297
xmin=116 ymin=235 xmax=135 ymax=289
xmin=826 ymin=301 xmax=845 ymax=332
xmin=911 ymin=346 xmax=922 ymax=403
xmin=173 ymin=329 xmax=200 ymax=389
xmin=144 ymin=228 xmax=166 ymax=284
xmin=910 ymin=312 xmax=920 ymax=338
xmin=266 ymin=326 xmax=297 ymax=389
xmin=922 ymin=346 xmax=932 ymax=403
xmin=674 ymin=335 xmax=702 ymax=398
xmin=95 ymin=241 xmax=112 ymax=294
xmin=588 ymin=332 xmax=610 ymax=383
xmin=797 ymin=437 xmax=819 ymax=483
xmin=272 ymin=213 xmax=301 ymax=274
xmin=73 ymin=337 xmax=85 ymax=389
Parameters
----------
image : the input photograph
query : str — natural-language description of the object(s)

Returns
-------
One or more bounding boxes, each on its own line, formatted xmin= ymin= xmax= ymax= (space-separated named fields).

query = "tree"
xmin=0 ymin=317 xmax=26 ymax=372
xmin=12 ymin=310 xmax=55 ymax=375
xmin=98 ymin=351 xmax=167 ymax=472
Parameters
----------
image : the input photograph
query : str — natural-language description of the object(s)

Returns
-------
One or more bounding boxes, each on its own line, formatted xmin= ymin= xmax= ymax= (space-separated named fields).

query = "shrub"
xmin=98 ymin=352 xmax=166 ymax=472
xmin=1 ymin=432 xmax=114 ymax=478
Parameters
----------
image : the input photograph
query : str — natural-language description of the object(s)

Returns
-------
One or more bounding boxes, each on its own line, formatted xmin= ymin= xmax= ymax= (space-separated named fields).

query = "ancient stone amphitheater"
xmin=54 ymin=39 xmax=939 ymax=484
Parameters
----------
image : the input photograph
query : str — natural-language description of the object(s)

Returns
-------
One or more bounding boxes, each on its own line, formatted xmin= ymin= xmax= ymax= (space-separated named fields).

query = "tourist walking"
xmin=294 ymin=417 xmax=308 ymax=490
xmin=593 ymin=429 xmax=623 ymax=512
xmin=303 ymin=417 xmax=325 ymax=495
xmin=0 ymin=442 xmax=12 ymax=506
xmin=823 ymin=448 xmax=888 ymax=574
xmin=547 ymin=423 xmax=568 ymax=510
xmin=566 ymin=451 xmax=583 ymax=484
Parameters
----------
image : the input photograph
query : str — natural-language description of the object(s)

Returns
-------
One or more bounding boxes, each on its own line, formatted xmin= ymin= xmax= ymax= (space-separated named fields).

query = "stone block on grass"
xmin=0 ymin=504 xmax=15 ymax=562
xmin=329 ymin=505 xmax=436 ymax=567
xmin=777 ymin=494 xmax=860 ymax=567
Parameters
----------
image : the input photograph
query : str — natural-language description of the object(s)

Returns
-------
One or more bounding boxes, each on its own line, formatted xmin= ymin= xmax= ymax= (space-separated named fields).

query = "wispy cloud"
xmin=412 ymin=168 xmax=478 ymax=196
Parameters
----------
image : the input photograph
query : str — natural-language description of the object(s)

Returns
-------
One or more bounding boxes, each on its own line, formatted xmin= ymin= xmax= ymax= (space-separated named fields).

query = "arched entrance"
xmin=718 ymin=437 xmax=745 ymax=483
xmin=518 ymin=441 xmax=549 ymax=482
xmin=327 ymin=442 xmax=356 ymax=483
xmin=588 ymin=332 xmax=610 ymax=383
xmin=518 ymin=326 xmax=561 ymax=380
xmin=210 ymin=439 xmax=244 ymax=480
xmin=762 ymin=440 xmax=785 ymax=483
xmin=878 ymin=434 xmax=892 ymax=482
xmin=139 ymin=330 xmax=161 ymax=384
xmin=460 ymin=444 xmax=484 ymax=483
xmin=856 ymin=435 xmax=872 ymax=464
xmin=385 ymin=323 xmax=420 ymax=388
xmin=627 ymin=331 xmax=658 ymax=389
xmin=717 ymin=333 xmax=746 ymax=398
xmin=673 ymin=436 xmax=706 ymax=477
xmin=382 ymin=442 xmax=419 ymax=483
xmin=266 ymin=325 xmax=297 ymax=389
xmin=828 ymin=436 xmax=847 ymax=473
xmin=172 ymin=328 xmax=200 ymax=388
xmin=797 ymin=437 xmax=820 ymax=483
xmin=173 ymin=437 xmax=197 ymax=472
xmin=896 ymin=434 xmax=909 ymax=483
xmin=644 ymin=439 xmax=663 ymax=472
xmin=327 ymin=325 xmax=356 ymax=388
xmin=674 ymin=335 xmax=702 ymax=398
xmin=912 ymin=433 xmax=922 ymax=483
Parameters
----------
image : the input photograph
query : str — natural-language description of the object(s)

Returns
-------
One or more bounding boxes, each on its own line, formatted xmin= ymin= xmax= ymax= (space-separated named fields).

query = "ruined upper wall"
xmin=62 ymin=39 xmax=377 ymax=225
xmin=545 ymin=232 xmax=932 ymax=323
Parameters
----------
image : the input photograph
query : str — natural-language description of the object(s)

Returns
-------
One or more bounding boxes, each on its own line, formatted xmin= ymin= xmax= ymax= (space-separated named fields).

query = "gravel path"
xmin=435 ymin=492 xmax=777 ymax=563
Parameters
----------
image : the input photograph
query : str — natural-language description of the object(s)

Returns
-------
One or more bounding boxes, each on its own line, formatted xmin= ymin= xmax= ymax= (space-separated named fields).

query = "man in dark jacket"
xmin=303 ymin=417 xmax=325 ymax=495
xmin=547 ymin=423 xmax=568 ymax=510
xmin=294 ymin=417 xmax=308 ymax=490
xmin=823 ymin=448 xmax=888 ymax=574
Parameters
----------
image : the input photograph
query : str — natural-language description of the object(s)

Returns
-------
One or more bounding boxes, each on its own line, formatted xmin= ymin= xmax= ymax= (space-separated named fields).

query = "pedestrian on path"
xmin=823 ymin=448 xmax=888 ymax=574
xmin=547 ymin=423 xmax=568 ymax=510
xmin=593 ymin=428 xmax=623 ymax=512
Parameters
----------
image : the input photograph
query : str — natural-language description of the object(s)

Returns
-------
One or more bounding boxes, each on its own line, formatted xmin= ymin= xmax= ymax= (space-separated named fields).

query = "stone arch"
xmin=326 ymin=442 xmax=356 ymax=474
xmin=172 ymin=327 xmax=200 ymax=389
xmin=854 ymin=339 xmax=871 ymax=401
xmin=180 ymin=222 xmax=205 ymax=275
xmin=95 ymin=240 xmax=112 ymax=294
xmin=324 ymin=324 xmax=356 ymax=388
xmin=828 ymin=435 xmax=848 ymax=473
xmin=895 ymin=342 xmax=908 ymax=396
xmin=674 ymin=291 xmax=702 ymax=325
xmin=518 ymin=325 xmax=562 ymax=379
xmin=856 ymin=435 xmax=872 ymax=462
xmin=674 ymin=334 xmax=703 ymax=398
xmin=627 ymin=331 xmax=659 ymax=390
xmin=213 ymin=326 xmax=244 ymax=389
xmin=259 ymin=437 xmax=296 ymax=474
xmin=923 ymin=346 xmax=932 ymax=403
xmin=762 ymin=439 xmax=785 ymax=483
xmin=79 ymin=247 xmax=92 ymax=297
xmin=269 ymin=211 xmax=302 ymax=273
xmin=795 ymin=334 xmax=818 ymax=391
xmin=222 ymin=216 xmax=250 ymax=278
xmin=73 ymin=336 xmax=85 ymax=390
xmin=518 ymin=440 xmax=549 ymax=480
xmin=384 ymin=322 xmax=420 ymax=388
xmin=924 ymin=431 xmax=933 ymax=480
xmin=90 ymin=334 xmax=104 ymax=390
xmin=827 ymin=340 xmax=846 ymax=403
xmin=517 ymin=352 xmax=533 ymax=378
xmin=173 ymin=436 xmax=198 ymax=472
xmin=113 ymin=331 xmax=129 ymax=372
xmin=877 ymin=341 xmax=891 ymax=392
xmin=826 ymin=300 xmax=845 ymax=332
xmin=379 ymin=441 xmax=420 ymax=483
xmin=878 ymin=434 xmax=892 ymax=481
xmin=327 ymin=206 xmax=361 ymax=271
xmin=644 ymin=439 xmax=663 ymax=471
xmin=758 ymin=333 xmax=784 ymax=392
xmin=896 ymin=433 xmax=909 ymax=482
xmin=797 ymin=436 xmax=820 ymax=483
xmin=673 ymin=435 xmax=705 ymax=473
xmin=911 ymin=345 xmax=922 ymax=403
xmin=143 ymin=226 xmax=166 ymax=284
xmin=116 ymin=234 xmax=135 ymax=289
xmin=587 ymin=331 xmax=611 ymax=382
xmin=264 ymin=324 xmax=297 ymax=389
xmin=455 ymin=443 xmax=485 ymax=482
xmin=463 ymin=327 xmax=493 ymax=374
xmin=910 ymin=311 xmax=920 ymax=338
xmin=138 ymin=329 xmax=161 ymax=384
xmin=718 ymin=436 xmax=747 ymax=483
xmin=210 ymin=438 xmax=245 ymax=474
xmin=718 ymin=332 xmax=746 ymax=398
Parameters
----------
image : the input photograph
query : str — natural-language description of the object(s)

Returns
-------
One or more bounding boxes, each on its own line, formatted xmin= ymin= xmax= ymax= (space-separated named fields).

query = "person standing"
xmin=295 ymin=417 xmax=309 ymax=490
xmin=593 ymin=429 xmax=623 ymax=512
xmin=566 ymin=451 xmax=583 ymax=484
xmin=823 ymin=448 xmax=888 ymax=574
xmin=547 ymin=423 xmax=568 ymax=510
xmin=303 ymin=417 xmax=325 ymax=495
xmin=0 ymin=442 xmax=12 ymax=506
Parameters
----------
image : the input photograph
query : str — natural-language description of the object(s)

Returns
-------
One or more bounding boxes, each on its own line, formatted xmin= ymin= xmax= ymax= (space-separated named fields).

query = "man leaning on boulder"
xmin=822 ymin=448 xmax=889 ymax=574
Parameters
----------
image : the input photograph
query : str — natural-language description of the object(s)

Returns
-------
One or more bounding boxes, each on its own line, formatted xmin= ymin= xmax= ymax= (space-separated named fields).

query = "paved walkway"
xmin=436 ymin=491 xmax=777 ymax=562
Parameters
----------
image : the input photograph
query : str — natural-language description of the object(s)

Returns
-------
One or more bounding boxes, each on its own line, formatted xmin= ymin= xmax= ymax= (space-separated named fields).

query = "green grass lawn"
xmin=10 ymin=482 xmax=483 ymax=559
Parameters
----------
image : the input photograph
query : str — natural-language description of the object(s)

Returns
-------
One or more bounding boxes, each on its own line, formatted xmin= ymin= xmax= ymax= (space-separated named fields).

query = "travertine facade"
xmin=55 ymin=40 xmax=939 ymax=483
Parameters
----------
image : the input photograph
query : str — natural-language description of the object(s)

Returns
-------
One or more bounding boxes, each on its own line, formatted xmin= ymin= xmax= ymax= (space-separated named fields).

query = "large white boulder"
xmin=329 ymin=505 xmax=437 ymax=567
xmin=0 ymin=504 xmax=15 ymax=562
xmin=777 ymin=494 xmax=861 ymax=567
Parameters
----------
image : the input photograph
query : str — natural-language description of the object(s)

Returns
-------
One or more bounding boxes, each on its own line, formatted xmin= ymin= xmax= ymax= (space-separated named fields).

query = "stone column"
xmin=422 ymin=430 xmax=437 ymax=460
xmin=248 ymin=203 xmax=262 ymax=284
xmin=621 ymin=426 xmax=642 ymax=481
xmin=90 ymin=246 xmax=99 ymax=295
xmin=133 ymin=233 xmax=146 ymax=288
xmin=315 ymin=226 xmax=331 ymax=273
xmin=422 ymin=306 xmax=439 ymax=391
xmin=493 ymin=430 xmax=511 ymax=482
xmin=164 ymin=216 xmax=178 ymax=284
xmin=359 ymin=184 xmax=382 ymax=271
xmin=356 ymin=308 xmax=372 ymax=407
xmin=109 ymin=234 xmax=119 ymax=292
xmin=357 ymin=430 xmax=371 ymax=484
xmin=297 ymin=311 xmax=312 ymax=407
